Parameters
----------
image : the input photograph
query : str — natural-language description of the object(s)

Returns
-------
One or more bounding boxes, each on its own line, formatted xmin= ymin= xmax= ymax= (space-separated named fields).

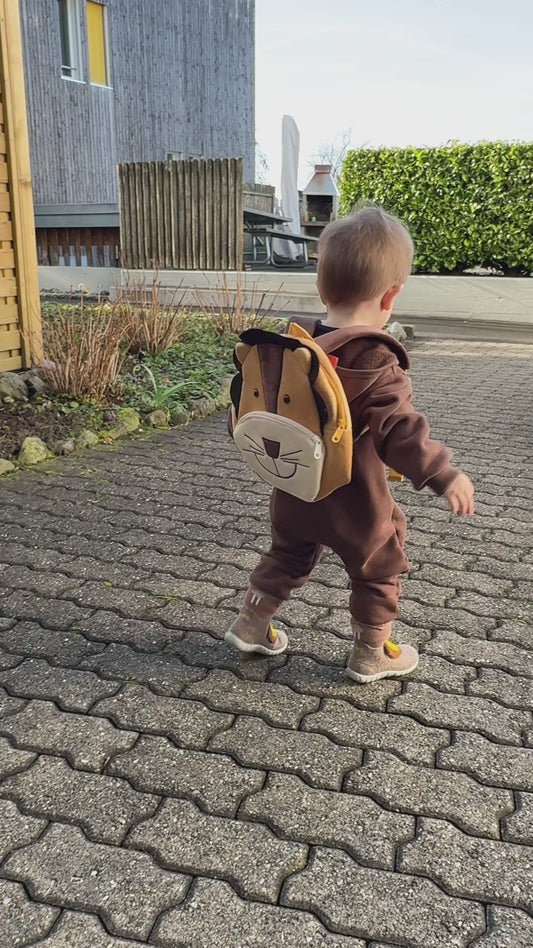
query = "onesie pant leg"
xmin=348 ymin=576 xmax=402 ymax=630
xmin=250 ymin=522 xmax=323 ymax=605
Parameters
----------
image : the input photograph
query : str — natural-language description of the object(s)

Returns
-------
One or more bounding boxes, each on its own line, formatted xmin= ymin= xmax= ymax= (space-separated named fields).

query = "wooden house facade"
xmin=19 ymin=0 xmax=255 ymax=264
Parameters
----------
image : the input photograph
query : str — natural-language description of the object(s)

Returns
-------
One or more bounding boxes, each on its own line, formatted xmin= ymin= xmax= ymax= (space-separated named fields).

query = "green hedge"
xmin=339 ymin=142 xmax=533 ymax=274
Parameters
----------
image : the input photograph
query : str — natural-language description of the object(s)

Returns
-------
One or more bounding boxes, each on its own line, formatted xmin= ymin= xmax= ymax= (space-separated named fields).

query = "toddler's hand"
xmin=444 ymin=473 xmax=475 ymax=516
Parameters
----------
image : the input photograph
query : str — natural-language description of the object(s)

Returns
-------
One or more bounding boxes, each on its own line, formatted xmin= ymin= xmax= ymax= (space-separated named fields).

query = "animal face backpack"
xmin=228 ymin=321 xmax=360 ymax=503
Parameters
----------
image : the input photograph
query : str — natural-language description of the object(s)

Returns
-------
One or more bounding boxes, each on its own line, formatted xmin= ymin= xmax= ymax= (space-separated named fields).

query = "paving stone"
xmin=468 ymin=666 xmax=533 ymax=710
xmin=165 ymin=629 xmax=285 ymax=682
xmin=411 ymin=653 xmax=477 ymax=692
xmin=0 ymin=684 xmax=24 ymax=718
xmin=75 ymin=611 xmax=182 ymax=650
xmin=414 ymin=563 xmax=513 ymax=596
xmin=344 ymin=750 xmax=513 ymax=838
xmin=0 ymin=734 xmax=36 ymax=778
xmin=209 ymin=715 xmax=361 ymax=790
xmin=154 ymin=877 xmax=361 ymax=948
xmin=0 ymin=593 xmax=93 ymax=630
xmin=0 ymin=622 xmax=105 ymax=666
xmin=267 ymin=622 xmax=351 ymax=665
xmin=389 ymin=682 xmax=531 ymax=744
xmin=426 ymin=629 xmax=533 ymax=678
xmin=398 ymin=599 xmax=496 ymax=636
xmin=269 ymin=655 xmax=402 ymax=711
xmin=399 ymin=817 xmax=533 ymax=913
xmin=487 ymin=620 xmax=533 ymax=650
xmin=31 ymin=910 xmax=141 ymax=947
xmin=0 ymin=878 xmax=59 ymax=948
xmin=303 ymin=698 xmax=449 ymax=765
xmin=0 ymin=700 xmax=137 ymax=771
xmin=276 ymin=597 xmax=330 ymax=629
xmin=182 ymin=668 xmax=319 ymax=728
xmin=128 ymin=797 xmax=307 ymax=902
xmin=438 ymin=731 xmax=533 ymax=791
xmin=92 ymin=683 xmax=231 ymax=749
xmin=240 ymin=771 xmax=414 ymax=869
xmin=402 ymin=577 xmax=456 ymax=606
xmin=154 ymin=600 xmax=239 ymax=637
xmin=0 ymin=755 xmax=159 ymax=844
xmin=0 ymin=617 xmax=15 ymax=630
xmin=0 ymin=659 xmax=119 ymax=712
xmin=108 ymin=734 xmax=264 ymax=816
xmin=3 ymin=822 xmax=189 ymax=939
xmin=282 ymin=845 xmax=485 ymax=947
xmin=470 ymin=905 xmax=533 ymax=947
xmin=0 ymin=646 xmax=21 ymax=670
xmin=449 ymin=590 xmax=533 ymax=621
xmin=79 ymin=643 xmax=205 ymax=695
xmin=0 ymin=797 xmax=47 ymax=859
xmin=0 ymin=564 xmax=82 ymax=598
xmin=502 ymin=791 xmax=533 ymax=844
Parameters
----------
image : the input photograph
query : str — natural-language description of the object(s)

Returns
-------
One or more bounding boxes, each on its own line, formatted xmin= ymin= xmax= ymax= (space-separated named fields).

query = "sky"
xmin=254 ymin=0 xmax=533 ymax=191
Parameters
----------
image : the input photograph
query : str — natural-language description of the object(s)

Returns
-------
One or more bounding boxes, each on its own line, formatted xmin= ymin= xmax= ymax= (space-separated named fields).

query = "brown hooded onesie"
xmin=249 ymin=317 xmax=460 ymax=627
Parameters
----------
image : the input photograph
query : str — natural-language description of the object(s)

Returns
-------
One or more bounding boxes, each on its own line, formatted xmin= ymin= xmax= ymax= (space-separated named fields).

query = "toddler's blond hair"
xmin=317 ymin=206 xmax=414 ymax=307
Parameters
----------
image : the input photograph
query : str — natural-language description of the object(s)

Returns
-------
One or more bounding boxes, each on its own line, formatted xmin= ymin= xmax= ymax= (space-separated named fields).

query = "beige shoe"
xmin=347 ymin=638 xmax=419 ymax=683
xmin=225 ymin=607 xmax=288 ymax=656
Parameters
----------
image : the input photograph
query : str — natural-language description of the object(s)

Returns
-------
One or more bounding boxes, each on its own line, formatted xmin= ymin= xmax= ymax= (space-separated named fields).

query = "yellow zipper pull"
xmin=332 ymin=420 xmax=346 ymax=443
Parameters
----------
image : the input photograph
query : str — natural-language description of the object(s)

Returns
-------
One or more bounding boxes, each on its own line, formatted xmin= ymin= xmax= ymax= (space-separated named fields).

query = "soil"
xmin=0 ymin=400 xmax=105 ymax=460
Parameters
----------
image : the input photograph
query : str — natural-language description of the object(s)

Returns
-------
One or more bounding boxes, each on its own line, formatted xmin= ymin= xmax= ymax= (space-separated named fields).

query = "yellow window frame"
xmin=87 ymin=1 xmax=109 ymax=85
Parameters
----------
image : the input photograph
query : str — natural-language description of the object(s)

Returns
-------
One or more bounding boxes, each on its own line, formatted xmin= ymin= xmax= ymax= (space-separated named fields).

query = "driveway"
xmin=0 ymin=335 xmax=532 ymax=947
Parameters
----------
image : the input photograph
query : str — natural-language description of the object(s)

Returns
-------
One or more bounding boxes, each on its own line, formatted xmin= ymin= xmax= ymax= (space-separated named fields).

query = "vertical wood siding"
xmin=20 ymin=0 xmax=255 ymax=207
xmin=119 ymin=158 xmax=243 ymax=270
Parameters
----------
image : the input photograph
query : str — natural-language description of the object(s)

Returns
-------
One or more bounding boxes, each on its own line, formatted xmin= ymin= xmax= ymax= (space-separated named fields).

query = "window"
xmin=87 ymin=1 xmax=109 ymax=85
xmin=58 ymin=0 xmax=82 ymax=80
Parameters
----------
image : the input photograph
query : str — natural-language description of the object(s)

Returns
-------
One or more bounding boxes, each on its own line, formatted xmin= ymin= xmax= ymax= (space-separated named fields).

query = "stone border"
xmin=0 ymin=378 xmax=233 ymax=476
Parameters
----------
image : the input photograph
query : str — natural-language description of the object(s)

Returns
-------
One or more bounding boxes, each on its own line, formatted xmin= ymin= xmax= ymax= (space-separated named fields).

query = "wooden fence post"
xmin=0 ymin=0 xmax=42 ymax=368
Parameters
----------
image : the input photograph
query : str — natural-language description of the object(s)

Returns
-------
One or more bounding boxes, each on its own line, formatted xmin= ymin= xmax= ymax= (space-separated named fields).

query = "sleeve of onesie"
xmin=358 ymin=355 xmax=460 ymax=495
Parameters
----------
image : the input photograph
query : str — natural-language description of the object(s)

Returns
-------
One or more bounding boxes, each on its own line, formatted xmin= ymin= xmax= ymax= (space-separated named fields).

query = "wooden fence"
xmin=118 ymin=157 xmax=243 ymax=270
xmin=243 ymin=182 xmax=275 ymax=213
xmin=36 ymin=227 xmax=121 ymax=267
xmin=0 ymin=0 xmax=41 ymax=371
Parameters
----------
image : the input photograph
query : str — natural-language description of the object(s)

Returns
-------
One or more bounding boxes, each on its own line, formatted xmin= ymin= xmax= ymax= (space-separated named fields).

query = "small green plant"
xmin=132 ymin=363 xmax=187 ymax=413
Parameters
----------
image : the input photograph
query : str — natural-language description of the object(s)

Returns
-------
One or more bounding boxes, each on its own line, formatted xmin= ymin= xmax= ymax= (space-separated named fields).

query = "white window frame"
xmin=58 ymin=0 xmax=83 ymax=82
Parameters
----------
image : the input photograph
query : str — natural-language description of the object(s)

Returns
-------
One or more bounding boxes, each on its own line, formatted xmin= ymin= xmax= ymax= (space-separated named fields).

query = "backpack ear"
xmin=292 ymin=347 xmax=312 ymax=373
xmin=235 ymin=342 xmax=251 ymax=367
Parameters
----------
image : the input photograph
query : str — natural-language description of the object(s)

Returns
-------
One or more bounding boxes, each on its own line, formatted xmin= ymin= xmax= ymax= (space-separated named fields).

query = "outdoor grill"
xmin=301 ymin=164 xmax=339 ymax=246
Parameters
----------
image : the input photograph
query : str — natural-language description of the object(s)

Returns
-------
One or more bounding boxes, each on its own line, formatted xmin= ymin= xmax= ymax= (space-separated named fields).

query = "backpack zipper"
xmin=332 ymin=419 xmax=347 ymax=443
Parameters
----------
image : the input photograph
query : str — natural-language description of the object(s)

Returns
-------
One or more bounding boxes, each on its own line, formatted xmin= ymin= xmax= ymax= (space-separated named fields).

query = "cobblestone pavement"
xmin=0 ymin=336 xmax=533 ymax=947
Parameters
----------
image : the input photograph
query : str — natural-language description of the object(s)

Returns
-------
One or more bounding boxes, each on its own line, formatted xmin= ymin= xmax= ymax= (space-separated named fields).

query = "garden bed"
xmin=0 ymin=292 xmax=250 ymax=471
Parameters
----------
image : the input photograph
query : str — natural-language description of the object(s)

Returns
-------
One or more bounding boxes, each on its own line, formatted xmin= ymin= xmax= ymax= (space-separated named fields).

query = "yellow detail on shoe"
xmin=267 ymin=625 xmax=278 ymax=644
xmin=384 ymin=640 xmax=402 ymax=659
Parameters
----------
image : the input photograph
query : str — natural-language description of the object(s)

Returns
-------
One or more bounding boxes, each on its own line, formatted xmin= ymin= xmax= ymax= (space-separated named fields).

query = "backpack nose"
xmin=263 ymin=437 xmax=280 ymax=459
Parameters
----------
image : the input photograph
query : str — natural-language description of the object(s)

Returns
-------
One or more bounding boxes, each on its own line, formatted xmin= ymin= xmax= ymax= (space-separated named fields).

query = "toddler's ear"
xmin=235 ymin=342 xmax=251 ymax=366
xmin=292 ymin=348 xmax=312 ymax=373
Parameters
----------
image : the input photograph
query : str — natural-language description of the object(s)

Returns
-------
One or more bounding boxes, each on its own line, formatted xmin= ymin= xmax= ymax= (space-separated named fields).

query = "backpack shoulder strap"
xmin=313 ymin=325 xmax=409 ymax=370
xmin=286 ymin=315 xmax=322 ymax=336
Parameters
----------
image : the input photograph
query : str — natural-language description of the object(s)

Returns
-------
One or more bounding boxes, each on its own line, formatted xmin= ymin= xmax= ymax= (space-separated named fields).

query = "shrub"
xmin=42 ymin=300 xmax=131 ymax=403
xmin=114 ymin=271 xmax=186 ymax=356
xmin=193 ymin=273 xmax=285 ymax=336
xmin=339 ymin=142 xmax=533 ymax=274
